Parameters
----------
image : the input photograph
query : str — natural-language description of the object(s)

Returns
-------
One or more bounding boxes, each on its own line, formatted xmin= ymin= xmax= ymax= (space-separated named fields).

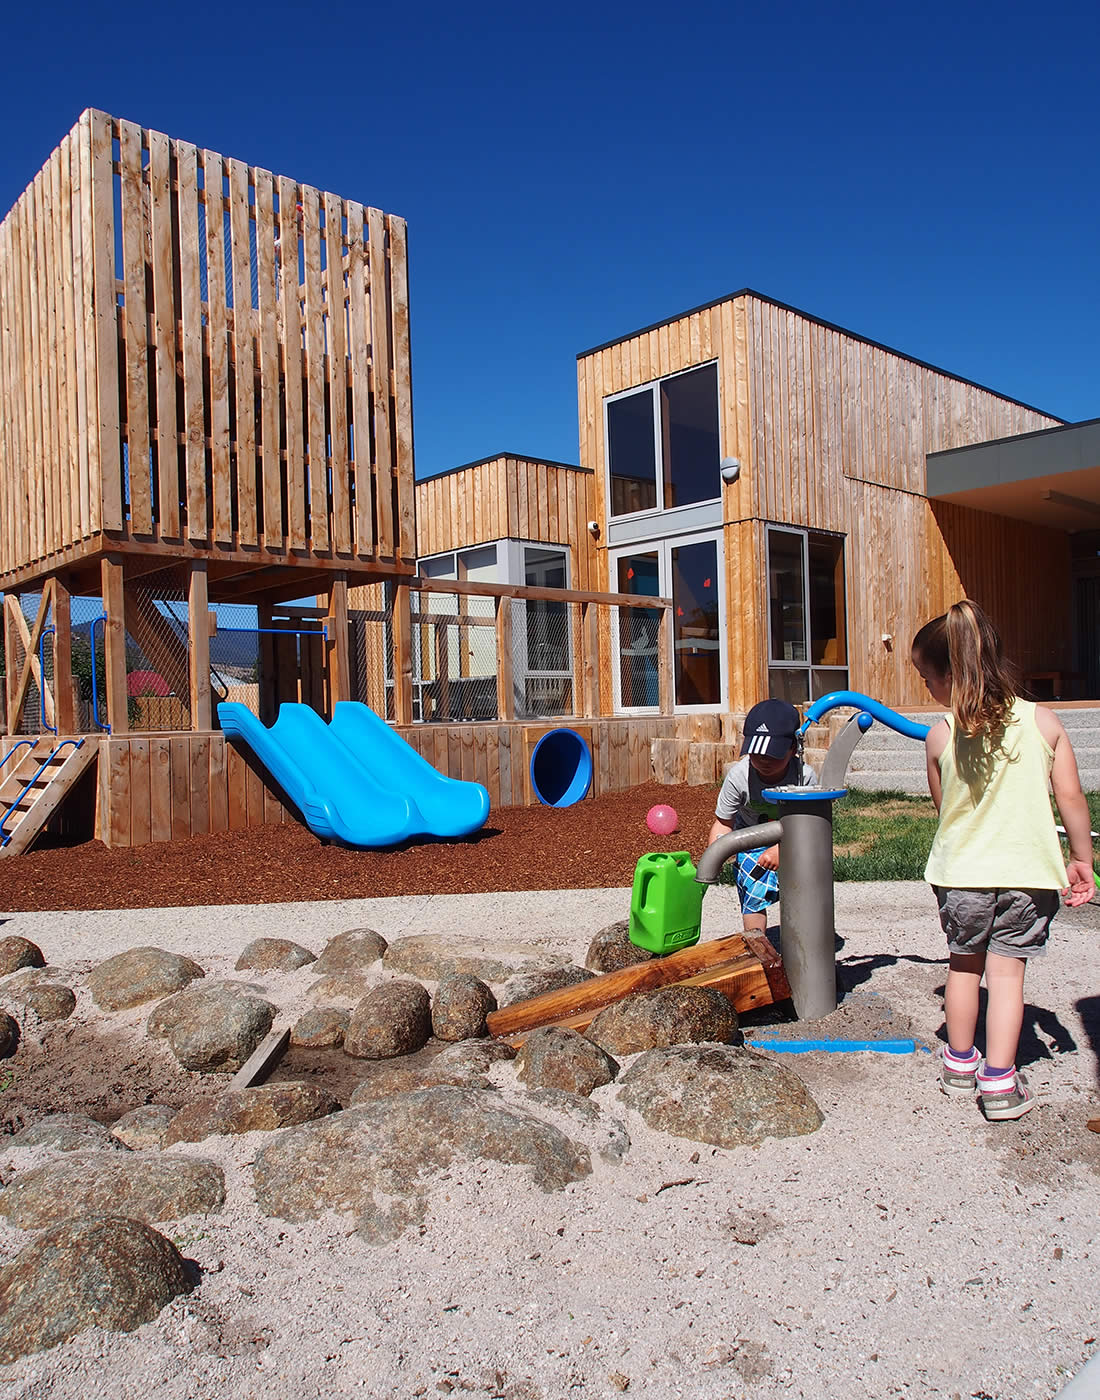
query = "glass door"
xmin=611 ymin=533 xmax=725 ymax=712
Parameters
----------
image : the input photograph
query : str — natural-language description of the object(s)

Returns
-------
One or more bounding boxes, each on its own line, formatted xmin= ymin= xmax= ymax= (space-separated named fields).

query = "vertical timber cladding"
xmin=576 ymin=291 xmax=1065 ymax=711
xmin=413 ymin=456 xmax=600 ymax=592
xmin=0 ymin=108 xmax=416 ymax=589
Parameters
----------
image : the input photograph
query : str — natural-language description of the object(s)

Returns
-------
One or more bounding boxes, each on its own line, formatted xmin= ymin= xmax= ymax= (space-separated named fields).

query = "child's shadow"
xmin=932 ymin=982 xmax=1077 ymax=1068
xmin=1074 ymin=995 xmax=1100 ymax=1084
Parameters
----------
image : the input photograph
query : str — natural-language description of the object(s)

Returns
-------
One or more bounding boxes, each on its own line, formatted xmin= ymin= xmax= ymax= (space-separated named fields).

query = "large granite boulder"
xmin=88 ymin=947 xmax=204 ymax=1012
xmin=0 ymin=937 xmax=45 ymax=977
xmin=235 ymin=938 xmax=317 ymax=973
xmin=8 ymin=983 xmax=76 ymax=1021
xmin=383 ymin=935 xmax=565 ymax=983
xmin=431 ymin=974 xmax=496 ymax=1041
xmin=163 ymin=1082 xmax=339 ymax=1145
xmin=344 ymin=980 xmax=432 ymax=1060
xmin=9 ymin=1113 xmax=130 ymax=1154
xmin=347 ymin=1038 xmax=516 ymax=1105
xmin=311 ymin=928 xmax=388 ymax=975
xmin=0 ymin=1217 xmax=194 ymax=1363
xmin=587 ymin=985 xmax=738 ymax=1056
xmin=0 ymin=1152 xmax=225 ymax=1229
xmin=254 ymin=1085 xmax=591 ymax=1242
xmin=306 ymin=974 xmax=372 ymax=1005
xmin=291 ymin=1007 xmax=350 ymax=1048
xmin=516 ymin=1027 xmax=618 ymax=1098
xmin=111 ymin=1105 xmax=177 ymax=1150
xmin=146 ymin=983 xmax=275 ymax=1072
xmin=499 ymin=965 xmax=595 ymax=1008
xmin=617 ymin=1043 xmax=823 ymax=1147
xmin=585 ymin=920 xmax=653 ymax=974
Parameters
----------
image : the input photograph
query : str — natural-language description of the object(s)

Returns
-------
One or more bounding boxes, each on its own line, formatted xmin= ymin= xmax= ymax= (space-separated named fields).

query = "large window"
xmin=606 ymin=363 xmax=720 ymax=518
xmin=767 ymin=527 xmax=847 ymax=704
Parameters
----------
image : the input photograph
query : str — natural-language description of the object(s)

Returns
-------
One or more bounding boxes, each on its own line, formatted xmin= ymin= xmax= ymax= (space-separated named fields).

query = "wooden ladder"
xmin=0 ymin=737 xmax=100 ymax=858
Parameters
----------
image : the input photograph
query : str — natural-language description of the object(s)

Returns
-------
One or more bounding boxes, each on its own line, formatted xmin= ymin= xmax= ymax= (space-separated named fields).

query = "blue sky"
xmin=3 ymin=0 xmax=1098 ymax=479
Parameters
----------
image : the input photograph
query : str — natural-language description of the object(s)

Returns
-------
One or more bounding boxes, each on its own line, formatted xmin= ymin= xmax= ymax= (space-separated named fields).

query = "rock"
xmin=523 ymin=1088 xmax=632 ymax=1164
xmin=585 ymin=919 xmax=653 ymax=974
xmin=9 ymin=1113 xmax=130 ymax=1154
xmin=587 ymin=986 xmax=738 ymax=1056
xmin=0 ymin=1152 xmax=225 ymax=1229
xmin=344 ymin=980 xmax=432 ymax=1060
xmin=617 ymin=1043 xmax=823 ymax=1147
xmin=111 ymin=1105 xmax=177 ymax=1150
xmin=500 ymin=965 xmax=595 ymax=1007
xmin=10 ymin=983 xmax=76 ymax=1021
xmin=516 ymin=1027 xmax=618 ymax=1098
xmin=0 ymin=964 xmax=68 ymax=992
xmin=254 ymin=1085 xmax=591 ymax=1238
xmin=0 ymin=937 xmax=45 ymax=977
xmin=163 ymin=1082 xmax=339 ymax=1145
xmin=431 ymin=974 xmax=496 ymax=1041
xmin=88 ymin=947 xmax=205 ymax=1012
xmin=291 ymin=1007 xmax=350 ymax=1048
xmin=0 ymin=1217 xmax=194 ymax=1363
xmin=0 ymin=1012 xmax=17 ymax=1058
xmin=235 ymin=938 xmax=317 ymax=973
xmin=433 ymin=1038 xmax=516 ymax=1073
xmin=347 ymin=1037 xmax=517 ymax=1104
xmin=306 ymin=973 xmax=372 ymax=1005
xmin=383 ymin=934 xmax=566 ymax=983
xmin=311 ymin=928 xmax=388 ymax=974
xmin=146 ymin=984 xmax=276 ymax=1073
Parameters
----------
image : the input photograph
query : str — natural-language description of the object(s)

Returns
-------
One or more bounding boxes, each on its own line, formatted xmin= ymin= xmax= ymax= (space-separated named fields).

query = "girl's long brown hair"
xmin=912 ymin=600 xmax=1017 ymax=742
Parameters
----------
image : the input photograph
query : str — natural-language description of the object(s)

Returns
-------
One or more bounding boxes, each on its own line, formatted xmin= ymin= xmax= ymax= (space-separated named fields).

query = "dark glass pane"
xmin=608 ymin=391 xmax=657 ymax=516
xmin=660 ymin=365 xmax=720 ymax=508
xmin=616 ymin=553 xmax=660 ymax=707
xmin=524 ymin=549 xmax=569 ymax=674
xmin=768 ymin=667 xmax=810 ymax=706
xmin=672 ymin=540 xmax=720 ymax=705
xmin=768 ymin=530 xmax=806 ymax=663
xmin=808 ymin=534 xmax=847 ymax=666
xmin=812 ymin=668 xmax=849 ymax=701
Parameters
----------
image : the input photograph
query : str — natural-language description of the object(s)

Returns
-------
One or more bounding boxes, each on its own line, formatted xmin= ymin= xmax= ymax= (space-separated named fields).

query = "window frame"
xmin=765 ymin=524 xmax=849 ymax=701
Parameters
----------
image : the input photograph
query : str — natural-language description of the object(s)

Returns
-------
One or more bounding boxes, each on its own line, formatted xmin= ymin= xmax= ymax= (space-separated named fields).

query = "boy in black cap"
xmin=706 ymin=699 xmax=817 ymax=933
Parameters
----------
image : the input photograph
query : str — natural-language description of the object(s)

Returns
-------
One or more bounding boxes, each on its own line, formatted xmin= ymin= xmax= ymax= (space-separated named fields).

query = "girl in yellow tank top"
xmin=911 ymin=601 xmax=1093 ymax=1122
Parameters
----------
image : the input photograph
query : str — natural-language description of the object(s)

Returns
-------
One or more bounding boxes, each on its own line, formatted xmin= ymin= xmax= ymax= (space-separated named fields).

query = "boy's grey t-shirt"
xmin=715 ymin=755 xmax=818 ymax=830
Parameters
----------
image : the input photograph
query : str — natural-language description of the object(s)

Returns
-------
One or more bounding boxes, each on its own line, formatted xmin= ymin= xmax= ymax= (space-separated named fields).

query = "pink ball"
xmin=646 ymin=804 xmax=679 ymax=836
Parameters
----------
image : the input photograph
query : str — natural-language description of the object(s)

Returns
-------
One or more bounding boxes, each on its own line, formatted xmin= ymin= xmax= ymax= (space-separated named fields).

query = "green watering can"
xmin=628 ymin=851 xmax=705 ymax=955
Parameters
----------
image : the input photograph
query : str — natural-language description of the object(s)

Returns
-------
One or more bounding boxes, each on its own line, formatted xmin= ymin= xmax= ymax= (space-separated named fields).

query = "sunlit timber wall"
xmin=577 ymin=291 xmax=1066 ymax=711
xmin=0 ymin=109 xmax=415 ymax=594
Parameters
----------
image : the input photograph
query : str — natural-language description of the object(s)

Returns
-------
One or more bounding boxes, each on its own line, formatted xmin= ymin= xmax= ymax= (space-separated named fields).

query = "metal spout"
xmin=694 ymin=820 xmax=784 ymax=884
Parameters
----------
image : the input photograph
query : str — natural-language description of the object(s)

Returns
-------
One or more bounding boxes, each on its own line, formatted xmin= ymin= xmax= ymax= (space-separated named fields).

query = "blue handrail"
xmin=801 ymin=690 xmax=932 ymax=742
xmin=38 ymin=626 xmax=57 ymax=735
xmin=0 ymin=740 xmax=36 ymax=775
xmin=0 ymin=738 xmax=84 ymax=845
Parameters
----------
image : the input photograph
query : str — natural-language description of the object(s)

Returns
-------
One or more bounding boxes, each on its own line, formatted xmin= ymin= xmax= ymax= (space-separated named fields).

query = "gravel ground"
xmin=0 ymin=881 xmax=1097 ymax=1400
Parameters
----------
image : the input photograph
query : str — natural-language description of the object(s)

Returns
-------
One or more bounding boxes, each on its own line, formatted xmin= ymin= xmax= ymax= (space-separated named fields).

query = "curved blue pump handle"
xmin=800 ymin=690 xmax=932 ymax=743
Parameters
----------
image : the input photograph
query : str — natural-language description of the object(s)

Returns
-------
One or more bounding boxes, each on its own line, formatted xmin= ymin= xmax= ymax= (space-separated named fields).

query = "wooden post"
xmin=257 ymin=602 xmax=276 ymax=725
xmin=657 ymin=605 xmax=673 ymax=715
xmin=496 ymin=595 xmax=515 ymax=722
xmin=326 ymin=572 xmax=350 ymax=716
xmin=101 ymin=554 xmax=129 ymax=733
xmin=188 ymin=560 xmax=212 ymax=730
xmin=391 ymin=580 xmax=413 ymax=724
xmin=583 ymin=602 xmax=600 ymax=718
xmin=53 ymin=576 xmax=75 ymax=734
xmin=4 ymin=598 xmax=20 ymax=735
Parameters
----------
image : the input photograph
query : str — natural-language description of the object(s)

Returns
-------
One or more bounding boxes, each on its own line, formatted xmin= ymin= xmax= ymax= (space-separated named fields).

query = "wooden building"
xmin=575 ymin=290 xmax=1069 ymax=713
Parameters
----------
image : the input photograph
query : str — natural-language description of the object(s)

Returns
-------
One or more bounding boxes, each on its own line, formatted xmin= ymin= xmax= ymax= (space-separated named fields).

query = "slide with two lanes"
xmin=217 ymin=701 xmax=490 ymax=848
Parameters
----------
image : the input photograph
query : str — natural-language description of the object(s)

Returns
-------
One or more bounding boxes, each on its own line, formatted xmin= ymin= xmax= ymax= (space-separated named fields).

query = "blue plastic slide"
xmin=217 ymin=701 xmax=490 ymax=848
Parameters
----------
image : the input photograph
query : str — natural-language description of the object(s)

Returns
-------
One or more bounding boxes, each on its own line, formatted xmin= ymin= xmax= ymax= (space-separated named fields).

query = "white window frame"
xmin=608 ymin=527 xmax=727 ymax=715
xmin=603 ymin=360 xmax=722 ymax=524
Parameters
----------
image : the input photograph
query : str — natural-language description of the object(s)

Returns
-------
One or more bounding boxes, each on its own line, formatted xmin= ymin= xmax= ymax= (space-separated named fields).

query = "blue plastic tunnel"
xmin=530 ymin=728 xmax=594 ymax=808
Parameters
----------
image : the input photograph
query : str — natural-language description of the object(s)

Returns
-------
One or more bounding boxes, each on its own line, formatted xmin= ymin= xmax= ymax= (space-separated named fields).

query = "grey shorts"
xmin=933 ymin=886 xmax=1058 ymax=959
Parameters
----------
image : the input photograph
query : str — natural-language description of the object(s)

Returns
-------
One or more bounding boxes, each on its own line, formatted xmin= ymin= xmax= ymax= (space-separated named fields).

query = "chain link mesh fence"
xmin=121 ymin=565 xmax=192 ymax=731
xmin=616 ymin=601 xmax=664 ymax=709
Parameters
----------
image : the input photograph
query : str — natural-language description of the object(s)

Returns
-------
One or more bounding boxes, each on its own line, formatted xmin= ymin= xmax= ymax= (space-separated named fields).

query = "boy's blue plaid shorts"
xmin=734 ymin=848 xmax=779 ymax=915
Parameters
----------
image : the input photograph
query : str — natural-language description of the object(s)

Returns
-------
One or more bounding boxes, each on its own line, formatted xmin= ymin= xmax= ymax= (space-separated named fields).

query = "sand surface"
xmin=0 ymin=882 xmax=1097 ymax=1400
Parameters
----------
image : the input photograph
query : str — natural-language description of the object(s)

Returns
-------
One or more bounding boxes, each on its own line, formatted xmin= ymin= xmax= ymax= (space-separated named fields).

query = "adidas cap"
xmin=741 ymin=699 xmax=800 ymax=759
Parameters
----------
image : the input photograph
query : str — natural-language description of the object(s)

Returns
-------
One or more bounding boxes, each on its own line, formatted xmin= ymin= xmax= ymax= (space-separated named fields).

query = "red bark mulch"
xmin=0 ymin=784 xmax=721 ymax=912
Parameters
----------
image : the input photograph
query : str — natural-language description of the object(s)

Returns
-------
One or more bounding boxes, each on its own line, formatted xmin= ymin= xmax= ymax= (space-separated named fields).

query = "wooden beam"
xmin=189 ymin=560 xmax=212 ymax=730
xmin=6 ymin=585 xmax=55 ymax=733
xmin=391 ymin=580 xmax=413 ymax=724
xmin=495 ymin=595 xmax=515 ymax=722
xmin=53 ymin=576 xmax=75 ymax=734
xmin=326 ymin=573 xmax=351 ymax=712
xmin=101 ymin=555 xmax=128 ymax=733
xmin=415 ymin=574 xmax=672 ymax=610
xmin=658 ymin=605 xmax=673 ymax=715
